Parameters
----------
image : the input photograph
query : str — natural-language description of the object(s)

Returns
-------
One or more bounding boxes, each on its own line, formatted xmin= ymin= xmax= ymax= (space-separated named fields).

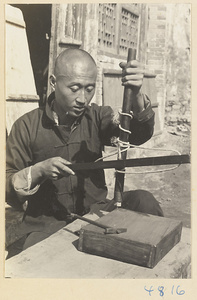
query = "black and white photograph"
xmin=1 ymin=1 xmax=195 ymax=298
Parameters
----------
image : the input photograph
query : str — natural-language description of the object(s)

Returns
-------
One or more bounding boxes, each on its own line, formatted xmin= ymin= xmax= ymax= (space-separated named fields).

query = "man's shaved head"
xmin=54 ymin=48 xmax=97 ymax=77
xmin=51 ymin=48 xmax=97 ymax=121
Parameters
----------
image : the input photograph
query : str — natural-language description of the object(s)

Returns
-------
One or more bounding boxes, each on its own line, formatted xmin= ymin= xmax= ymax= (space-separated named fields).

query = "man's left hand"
xmin=120 ymin=60 xmax=145 ymax=113
xmin=120 ymin=60 xmax=144 ymax=92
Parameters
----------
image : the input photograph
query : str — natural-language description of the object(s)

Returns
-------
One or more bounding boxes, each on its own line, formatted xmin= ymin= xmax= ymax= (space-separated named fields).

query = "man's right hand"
xmin=32 ymin=156 xmax=75 ymax=182
xmin=11 ymin=157 xmax=75 ymax=199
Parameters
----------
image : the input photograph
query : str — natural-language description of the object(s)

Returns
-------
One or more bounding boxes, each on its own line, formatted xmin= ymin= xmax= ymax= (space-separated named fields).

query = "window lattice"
xmin=98 ymin=3 xmax=116 ymax=50
xmin=98 ymin=4 xmax=139 ymax=56
xmin=119 ymin=8 xmax=139 ymax=55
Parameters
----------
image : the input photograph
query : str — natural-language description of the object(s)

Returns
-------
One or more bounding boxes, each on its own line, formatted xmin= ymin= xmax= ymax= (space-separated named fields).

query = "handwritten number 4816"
xmin=144 ymin=285 xmax=185 ymax=296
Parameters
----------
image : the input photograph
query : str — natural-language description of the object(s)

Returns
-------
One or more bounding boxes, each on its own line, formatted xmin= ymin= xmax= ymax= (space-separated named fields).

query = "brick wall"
xmin=165 ymin=4 xmax=191 ymax=126
xmin=146 ymin=4 xmax=191 ymax=128
xmin=146 ymin=4 xmax=167 ymax=131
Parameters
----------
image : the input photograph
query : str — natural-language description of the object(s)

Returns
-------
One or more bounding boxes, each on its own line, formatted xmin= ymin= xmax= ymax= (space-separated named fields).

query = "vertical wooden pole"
xmin=113 ymin=48 xmax=137 ymax=207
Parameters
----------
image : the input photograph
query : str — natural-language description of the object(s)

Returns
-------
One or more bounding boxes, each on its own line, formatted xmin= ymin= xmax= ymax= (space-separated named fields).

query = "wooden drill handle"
xmin=113 ymin=48 xmax=137 ymax=206
xmin=120 ymin=48 xmax=137 ymax=143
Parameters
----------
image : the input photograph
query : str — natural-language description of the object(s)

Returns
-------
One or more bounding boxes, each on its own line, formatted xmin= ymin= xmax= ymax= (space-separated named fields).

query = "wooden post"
xmin=113 ymin=48 xmax=137 ymax=207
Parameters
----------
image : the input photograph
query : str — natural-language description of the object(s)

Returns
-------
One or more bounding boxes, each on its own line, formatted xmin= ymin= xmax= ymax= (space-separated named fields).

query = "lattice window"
xmin=98 ymin=3 xmax=139 ymax=57
xmin=98 ymin=3 xmax=116 ymax=50
xmin=119 ymin=7 xmax=138 ymax=55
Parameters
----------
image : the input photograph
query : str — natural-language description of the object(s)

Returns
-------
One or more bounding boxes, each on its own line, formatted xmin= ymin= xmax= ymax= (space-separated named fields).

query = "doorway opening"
xmin=11 ymin=4 xmax=52 ymax=105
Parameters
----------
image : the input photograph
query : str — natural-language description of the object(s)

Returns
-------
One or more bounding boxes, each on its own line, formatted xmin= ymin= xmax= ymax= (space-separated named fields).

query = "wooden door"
xmin=47 ymin=4 xmax=85 ymax=96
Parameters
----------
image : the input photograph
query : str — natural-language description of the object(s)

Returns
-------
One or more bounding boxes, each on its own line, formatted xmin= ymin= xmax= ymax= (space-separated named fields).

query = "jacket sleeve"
xmin=129 ymin=103 xmax=155 ymax=145
xmin=6 ymin=117 xmax=33 ymax=210
xmin=98 ymin=95 xmax=155 ymax=146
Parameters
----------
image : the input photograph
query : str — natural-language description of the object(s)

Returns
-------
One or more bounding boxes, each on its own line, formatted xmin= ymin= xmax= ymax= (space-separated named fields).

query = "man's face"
xmin=53 ymin=60 xmax=97 ymax=118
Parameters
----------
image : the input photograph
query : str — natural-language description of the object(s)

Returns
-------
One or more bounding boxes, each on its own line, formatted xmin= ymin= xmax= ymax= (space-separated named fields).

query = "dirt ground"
xmin=105 ymin=127 xmax=191 ymax=228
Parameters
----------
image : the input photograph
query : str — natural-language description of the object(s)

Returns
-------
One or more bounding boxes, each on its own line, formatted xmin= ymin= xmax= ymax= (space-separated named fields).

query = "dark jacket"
xmin=6 ymin=93 xmax=155 ymax=235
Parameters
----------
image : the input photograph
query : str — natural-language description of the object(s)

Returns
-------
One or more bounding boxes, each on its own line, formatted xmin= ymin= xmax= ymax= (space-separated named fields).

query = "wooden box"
xmin=78 ymin=209 xmax=182 ymax=268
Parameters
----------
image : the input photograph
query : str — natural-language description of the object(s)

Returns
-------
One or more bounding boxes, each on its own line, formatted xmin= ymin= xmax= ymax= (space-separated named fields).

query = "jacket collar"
xmin=44 ymin=92 xmax=89 ymax=127
xmin=45 ymin=92 xmax=56 ymax=125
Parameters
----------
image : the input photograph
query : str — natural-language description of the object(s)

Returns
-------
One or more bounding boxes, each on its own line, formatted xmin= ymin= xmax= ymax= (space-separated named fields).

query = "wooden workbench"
xmin=5 ymin=210 xmax=191 ymax=278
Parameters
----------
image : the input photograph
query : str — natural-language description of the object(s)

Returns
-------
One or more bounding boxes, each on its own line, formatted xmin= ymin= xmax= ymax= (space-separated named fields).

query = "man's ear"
xmin=49 ymin=74 xmax=56 ymax=89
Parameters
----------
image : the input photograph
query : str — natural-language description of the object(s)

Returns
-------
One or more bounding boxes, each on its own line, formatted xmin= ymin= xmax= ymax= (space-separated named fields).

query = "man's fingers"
xmin=120 ymin=60 xmax=145 ymax=90
xmin=122 ymin=74 xmax=144 ymax=82
xmin=122 ymin=68 xmax=144 ymax=76
xmin=51 ymin=167 xmax=75 ymax=180
xmin=126 ymin=60 xmax=141 ymax=68
xmin=60 ymin=165 xmax=75 ymax=176
xmin=122 ymin=80 xmax=142 ymax=88
xmin=119 ymin=60 xmax=142 ymax=69
xmin=57 ymin=157 xmax=72 ymax=165
xmin=121 ymin=73 xmax=144 ymax=88
xmin=51 ymin=172 xmax=62 ymax=180
xmin=119 ymin=61 xmax=126 ymax=69
xmin=56 ymin=161 xmax=75 ymax=176
xmin=51 ymin=157 xmax=75 ymax=177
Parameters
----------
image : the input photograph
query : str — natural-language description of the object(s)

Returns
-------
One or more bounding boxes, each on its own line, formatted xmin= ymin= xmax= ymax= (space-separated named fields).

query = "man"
xmin=6 ymin=49 xmax=163 ymax=256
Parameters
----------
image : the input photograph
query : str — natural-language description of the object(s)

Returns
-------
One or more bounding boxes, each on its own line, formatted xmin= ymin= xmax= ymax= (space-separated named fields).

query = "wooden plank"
xmin=103 ymin=68 xmax=156 ymax=77
xmin=6 ymin=5 xmax=38 ymax=100
xmin=6 ymin=94 xmax=39 ymax=101
xmin=78 ymin=209 xmax=182 ymax=268
xmin=59 ymin=37 xmax=82 ymax=47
